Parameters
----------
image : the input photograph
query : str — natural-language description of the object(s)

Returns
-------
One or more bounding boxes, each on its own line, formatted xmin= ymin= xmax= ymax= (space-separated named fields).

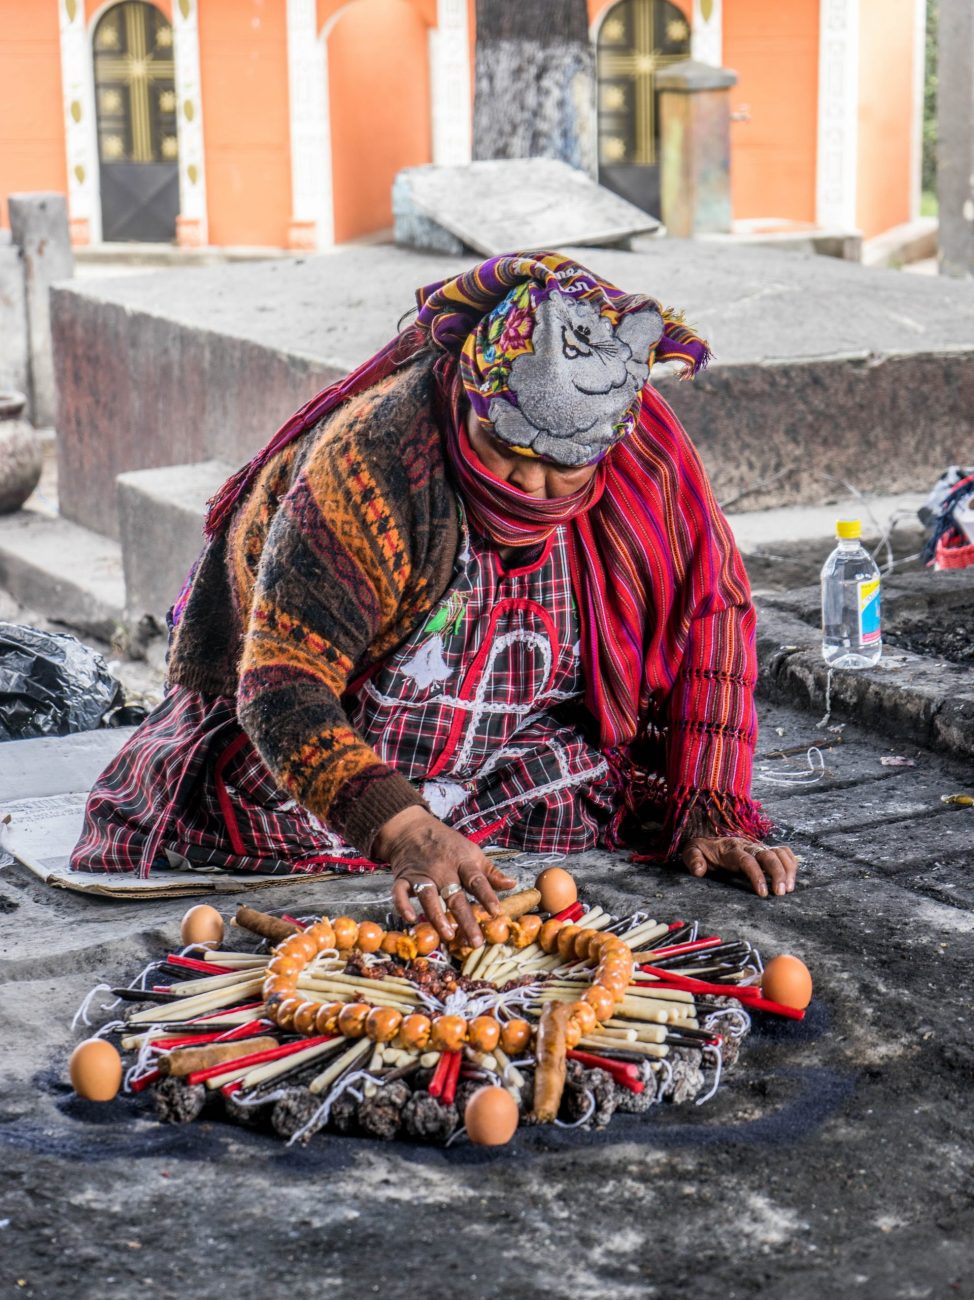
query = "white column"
xmin=172 ymin=0 xmax=208 ymax=246
xmin=691 ymin=0 xmax=723 ymax=68
xmin=910 ymin=0 xmax=927 ymax=221
xmin=430 ymin=0 xmax=472 ymax=166
xmin=816 ymin=0 xmax=860 ymax=230
xmin=287 ymin=0 xmax=332 ymax=249
xmin=57 ymin=0 xmax=101 ymax=244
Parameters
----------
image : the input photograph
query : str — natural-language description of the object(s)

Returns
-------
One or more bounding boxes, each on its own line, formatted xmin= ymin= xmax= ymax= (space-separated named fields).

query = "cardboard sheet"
xmin=0 ymin=791 xmax=340 ymax=899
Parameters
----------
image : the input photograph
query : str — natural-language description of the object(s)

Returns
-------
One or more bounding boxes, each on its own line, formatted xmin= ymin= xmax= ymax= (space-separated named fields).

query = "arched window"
xmin=93 ymin=1 xmax=179 ymax=241
xmin=597 ymin=0 xmax=690 ymax=215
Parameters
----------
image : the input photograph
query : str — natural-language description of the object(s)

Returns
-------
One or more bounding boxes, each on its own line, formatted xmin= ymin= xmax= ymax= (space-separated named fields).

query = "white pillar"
xmin=287 ymin=0 xmax=333 ymax=249
xmin=910 ymin=0 xmax=928 ymax=221
xmin=816 ymin=0 xmax=860 ymax=230
xmin=172 ymin=0 xmax=208 ymax=246
xmin=430 ymin=0 xmax=472 ymax=166
xmin=57 ymin=0 xmax=101 ymax=244
xmin=691 ymin=0 xmax=723 ymax=68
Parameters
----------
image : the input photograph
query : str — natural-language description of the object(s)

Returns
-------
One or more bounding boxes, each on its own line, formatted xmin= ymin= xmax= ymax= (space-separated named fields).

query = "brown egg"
xmin=761 ymin=955 xmax=813 ymax=1010
xmin=467 ymin=1016 xmax=501 ymax=1053
xmin=465 ymin=1085 xmax=519 ymax=1146
xmin=499 ymin=1018 xmax=532 ymax=1055
xmin=430 ymin=1014 xmax=467 ymax=1052
xmin=411 ymin=923 xmax=440 ymax=956
xmin=337 ymin=1002 xmax=371 ymax=1037
xmin=332 ymin=917 xmax=359 ymax=950
xmin=69 ymin=1038 xmax=123 ymax=1102
xmin=292 ymin=1001 xmax=319 ymax=1035
xmin=179 ymin=904 xmax=224 ymax=947
xmin=397 ymin=1013 xmax=432 ymax=1051
xmin=535 ymin=866 xmax=577 ymax=914
xmin=366 ymin=1005 xmax=403 ymax=1042
xmin=537 ymin=918 xmax=565 ymax=954
xmin=356 ymin=921 xmax=384 ymax=953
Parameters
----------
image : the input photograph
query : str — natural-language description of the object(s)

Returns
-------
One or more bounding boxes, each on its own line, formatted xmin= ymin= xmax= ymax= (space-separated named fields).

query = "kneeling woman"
xmin=71 ymin=252 xmax=797 ymax=947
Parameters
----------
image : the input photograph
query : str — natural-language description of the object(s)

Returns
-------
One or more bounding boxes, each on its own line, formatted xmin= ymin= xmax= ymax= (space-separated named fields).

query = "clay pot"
xmin=0 ymin=391 xmax=42 ymax=514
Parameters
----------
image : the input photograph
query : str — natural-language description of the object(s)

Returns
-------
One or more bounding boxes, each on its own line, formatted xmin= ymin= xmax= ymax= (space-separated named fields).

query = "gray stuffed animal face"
xmin=487 ymin=291 xmax=663 ymax=466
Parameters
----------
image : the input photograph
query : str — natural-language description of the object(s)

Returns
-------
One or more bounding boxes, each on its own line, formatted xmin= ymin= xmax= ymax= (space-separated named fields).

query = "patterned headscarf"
xmin=416 ymin=252 xmax=710 ymax=467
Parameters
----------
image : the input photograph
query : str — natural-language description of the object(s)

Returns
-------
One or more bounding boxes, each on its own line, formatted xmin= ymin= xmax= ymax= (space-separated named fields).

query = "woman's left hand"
xmin=681 ymin=836 xmax=799 ymax=897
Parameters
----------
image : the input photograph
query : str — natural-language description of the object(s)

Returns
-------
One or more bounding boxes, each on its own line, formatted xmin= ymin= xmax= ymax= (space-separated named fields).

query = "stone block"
xmin=657 ymin=60 xmax=736 ymax=238
xmin=116 ymin=459 xmax=233 ymax=624
xmin=7 ymin=194 xmax=74 ymax=427
xmin=0 ymin=243 xmax=28 ymax=398
xmin=393 ymin=159 xmax=658 ymax=256
xmin=937 ymin=0 xmax=974 ymax=277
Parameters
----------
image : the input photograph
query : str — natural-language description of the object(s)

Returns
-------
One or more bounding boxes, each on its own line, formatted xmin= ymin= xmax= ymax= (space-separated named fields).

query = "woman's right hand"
xmin=372 ymin=806 xmax=517 ymax=949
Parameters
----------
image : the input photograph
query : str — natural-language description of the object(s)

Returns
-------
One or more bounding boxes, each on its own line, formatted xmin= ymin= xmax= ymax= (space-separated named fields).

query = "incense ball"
xmin=761 ymin=954 xmax=813 ymax=1009
xmin=535 ymin=867 xmax=577 ymax=914
xmin=465 ymin=1085 xmax=519 ymax=1146
xmin=69 ymin=1038 xmax=123 ymax=1102
xmin=180 ymin=904 xmax=224 ymax=947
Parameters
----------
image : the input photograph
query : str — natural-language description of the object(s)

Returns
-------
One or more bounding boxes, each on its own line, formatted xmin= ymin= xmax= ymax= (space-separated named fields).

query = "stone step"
xmin=0 ymin=506 xmax=124 ymax=641
xmin=116 ymin=459 xmax=233 ymax=626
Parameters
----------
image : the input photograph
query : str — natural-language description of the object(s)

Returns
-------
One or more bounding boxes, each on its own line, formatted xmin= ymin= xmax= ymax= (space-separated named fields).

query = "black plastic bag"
xmin=0 ymin=622 xmax=123 ymax=741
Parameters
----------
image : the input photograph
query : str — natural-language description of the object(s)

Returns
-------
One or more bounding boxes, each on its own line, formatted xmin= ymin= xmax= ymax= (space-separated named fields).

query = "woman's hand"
xmin=372 ymin=806 xmax=517 ymax=949
xmin=681 ymin=836 xmax=799 ymax=898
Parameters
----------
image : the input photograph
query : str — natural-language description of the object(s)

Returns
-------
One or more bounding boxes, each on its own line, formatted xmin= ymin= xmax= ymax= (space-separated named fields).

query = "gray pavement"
xmin=0 ymin=696 xmax=971 ymax=1299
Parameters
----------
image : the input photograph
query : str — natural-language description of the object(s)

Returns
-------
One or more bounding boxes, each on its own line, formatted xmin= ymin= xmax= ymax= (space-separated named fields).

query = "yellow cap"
xmin=836 ymin=519 xmax=861 ymax=540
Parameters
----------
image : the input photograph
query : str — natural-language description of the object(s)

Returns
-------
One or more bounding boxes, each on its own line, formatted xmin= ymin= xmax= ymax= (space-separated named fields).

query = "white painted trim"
xmin=286 ymin=0 xmax=330 ymax=247
xmin=58 ymin=0 xmax=102 ymax=242
xmin=910 ymin=0 xmax=927 ymax=221
xmin=430 ymin=0 xmax=472 ymax=165
xmin=691 ymin=0 xmax=722 ymax=67
xmin=815 ymin=0 xmax=860 ymax=230
xmin=172 ymin=0 xmax=208 ymax=241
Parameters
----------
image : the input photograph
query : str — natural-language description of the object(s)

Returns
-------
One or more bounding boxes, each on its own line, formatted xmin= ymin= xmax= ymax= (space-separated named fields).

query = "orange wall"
xmin=588 ymin=0 xmax=691 ymax=29
xmin=85 ymin=0 xmax=172 ymax=19
xmin=198 ymin=0 xmax=292 ymax=246
xmin=0 ymin=1 xmax=67 ymax=230
xmin=856 ymin=0 xmax=915 ymax=239
xmin=724 ymin=0 xmax=819 ymax=223
xmin=328 ymin=0 xmax=432 ymax=243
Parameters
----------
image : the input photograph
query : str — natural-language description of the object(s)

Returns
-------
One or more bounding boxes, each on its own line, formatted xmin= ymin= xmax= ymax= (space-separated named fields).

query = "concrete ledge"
xmin=117 ymin=459 xmax=233 ymax=624
xmin=756 ymin=603 xmax=974 ymax=761
xmin=0 ymin=508 xmax=124 ymax=641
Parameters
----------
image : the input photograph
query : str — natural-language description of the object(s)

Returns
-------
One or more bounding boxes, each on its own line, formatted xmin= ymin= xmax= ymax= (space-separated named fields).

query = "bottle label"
xmin=858 ymin=577 xmax=881 ymax=644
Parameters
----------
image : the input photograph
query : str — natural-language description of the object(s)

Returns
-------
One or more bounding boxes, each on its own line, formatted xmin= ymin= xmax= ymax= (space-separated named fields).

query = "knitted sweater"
xmin=168 ymin=360 xmax=458 ymax=852
xmin=169 ymin=357 xmax=767 ymax=857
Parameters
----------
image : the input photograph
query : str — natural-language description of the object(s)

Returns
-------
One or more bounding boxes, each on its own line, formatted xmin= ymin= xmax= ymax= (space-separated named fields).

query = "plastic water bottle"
xmin=821 ymin=520 xmax=882 ymax=667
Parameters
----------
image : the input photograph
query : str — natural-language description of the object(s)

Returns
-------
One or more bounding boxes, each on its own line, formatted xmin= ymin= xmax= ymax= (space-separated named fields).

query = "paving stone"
xmin=816 ymin=807 xmax=973 ymax=873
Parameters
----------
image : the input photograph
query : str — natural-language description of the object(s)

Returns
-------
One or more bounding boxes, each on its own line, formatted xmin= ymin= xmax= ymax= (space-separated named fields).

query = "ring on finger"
xmin=411 ymin=880 xmax=437 ymax=895
xmin=440 ymin=881 xmax=463 ymax=902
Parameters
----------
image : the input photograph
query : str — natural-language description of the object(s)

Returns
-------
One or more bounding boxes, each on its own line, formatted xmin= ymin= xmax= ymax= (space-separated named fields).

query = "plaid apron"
xmin=70 ymin=519 xmax=619 ymax=876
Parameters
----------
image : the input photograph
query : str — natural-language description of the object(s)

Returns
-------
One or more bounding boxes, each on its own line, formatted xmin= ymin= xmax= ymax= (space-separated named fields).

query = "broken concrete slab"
xmin=117 ymin=459 xmax=232 ymax=625
xmin=393 ymin=158 xmax=658 ymax=256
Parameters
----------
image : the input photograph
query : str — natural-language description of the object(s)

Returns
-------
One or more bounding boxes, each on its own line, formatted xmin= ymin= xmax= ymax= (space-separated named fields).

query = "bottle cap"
xmin=836 ymin=519 xmax=861 ymax=540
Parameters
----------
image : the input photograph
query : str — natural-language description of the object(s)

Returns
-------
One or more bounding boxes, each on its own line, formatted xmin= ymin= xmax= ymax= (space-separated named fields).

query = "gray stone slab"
xmin=0 ymin=244 xmax=28 ymax=397
xmin=0 ymin=727 xmax=133 ymax=801
xmin=116 ymin=459 xmax=232 ymax=624
xmin=7 ymin=193 xmax=74 ymax=427
xmin=393 ymin=159 xmax=658 ymax=256
xmin=816 ymin=807 xmax=973 ymax=872
xmin=51 ymin=240 xmax=974 ymax=536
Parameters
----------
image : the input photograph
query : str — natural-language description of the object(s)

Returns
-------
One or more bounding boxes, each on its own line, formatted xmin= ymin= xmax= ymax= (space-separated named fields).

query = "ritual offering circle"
xmin=67 ymin=889 xmax=812 ymax=1148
